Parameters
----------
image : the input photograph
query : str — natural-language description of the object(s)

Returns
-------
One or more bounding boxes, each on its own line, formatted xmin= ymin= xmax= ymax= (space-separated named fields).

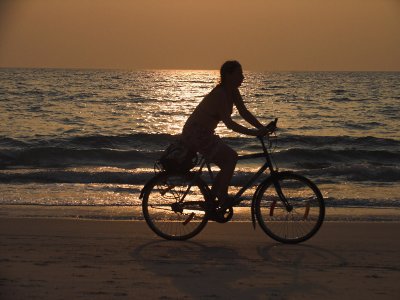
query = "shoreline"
xmin=1 ymin=218 xmax=399 ymax=299
xmin=1 ymin=204 xmax=400 ymax=222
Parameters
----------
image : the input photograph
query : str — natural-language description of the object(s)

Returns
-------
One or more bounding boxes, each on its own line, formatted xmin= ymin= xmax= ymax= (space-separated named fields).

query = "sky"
xmin=0 ymin=0 xmax=399 ymax=71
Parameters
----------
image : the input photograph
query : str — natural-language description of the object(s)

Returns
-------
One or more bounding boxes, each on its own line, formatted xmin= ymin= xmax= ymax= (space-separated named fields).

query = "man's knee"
xmin=219 ymin=148 xmax=238 ymax=170
xmin=210 ymin=142 xmax=237 ymax=169
xmin=230 ymin=150 xmax=238 ymax=165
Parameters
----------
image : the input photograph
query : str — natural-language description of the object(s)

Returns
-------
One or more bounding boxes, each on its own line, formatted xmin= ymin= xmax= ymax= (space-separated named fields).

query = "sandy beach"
xmin=1 ymin=218 xmax=399 ymax=299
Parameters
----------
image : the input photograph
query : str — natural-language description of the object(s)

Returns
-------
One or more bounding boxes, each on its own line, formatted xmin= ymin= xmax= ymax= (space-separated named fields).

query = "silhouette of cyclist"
xmin=181 ymin=60 xmax=272 ymax=207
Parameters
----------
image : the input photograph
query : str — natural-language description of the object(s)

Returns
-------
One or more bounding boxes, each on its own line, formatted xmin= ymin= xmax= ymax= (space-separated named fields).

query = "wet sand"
xmin=1 ymin=218 xmax=399 ymax=299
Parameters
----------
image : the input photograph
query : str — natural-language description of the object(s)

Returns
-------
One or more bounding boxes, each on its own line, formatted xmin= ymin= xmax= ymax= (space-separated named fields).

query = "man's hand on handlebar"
xmin=256 ymin=118 xmax=278 ymax=137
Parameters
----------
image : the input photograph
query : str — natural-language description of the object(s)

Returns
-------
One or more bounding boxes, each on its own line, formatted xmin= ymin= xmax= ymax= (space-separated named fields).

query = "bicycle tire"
xmin=142 ymin=172 xmax=209 ymax=240
xmin=255 ymin=172 xmax=325 ymax=244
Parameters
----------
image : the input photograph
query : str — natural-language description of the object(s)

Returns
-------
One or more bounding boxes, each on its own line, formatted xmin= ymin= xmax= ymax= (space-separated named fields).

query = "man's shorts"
xmin=181 ymin=122 xmax=222 ymax=161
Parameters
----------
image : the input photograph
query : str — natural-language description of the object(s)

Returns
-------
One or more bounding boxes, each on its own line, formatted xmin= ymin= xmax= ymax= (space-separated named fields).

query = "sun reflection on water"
xmin=1 ymin=69 xmax=399 ymax=139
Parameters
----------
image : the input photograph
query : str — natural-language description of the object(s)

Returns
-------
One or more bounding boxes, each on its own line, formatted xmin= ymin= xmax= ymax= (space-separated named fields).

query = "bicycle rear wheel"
xmin=255 ymin=172 xmax=325 ymax=244
xmin=142 ymin=172 xmax=208 ymax=240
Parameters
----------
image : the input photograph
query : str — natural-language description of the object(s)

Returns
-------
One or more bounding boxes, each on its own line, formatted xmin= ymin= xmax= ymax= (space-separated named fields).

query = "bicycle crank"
xmin=214 ymin=207 xmax=234 ymax=223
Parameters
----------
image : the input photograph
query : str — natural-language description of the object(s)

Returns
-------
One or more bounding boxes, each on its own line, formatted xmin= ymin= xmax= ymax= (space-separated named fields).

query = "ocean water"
xmin=0 ymin=68 xmax=399 ymax=219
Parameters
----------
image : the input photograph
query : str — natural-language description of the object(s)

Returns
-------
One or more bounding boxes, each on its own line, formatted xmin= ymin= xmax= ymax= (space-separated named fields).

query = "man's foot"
xmin=217 ymin=196 xmax=235 ymax=210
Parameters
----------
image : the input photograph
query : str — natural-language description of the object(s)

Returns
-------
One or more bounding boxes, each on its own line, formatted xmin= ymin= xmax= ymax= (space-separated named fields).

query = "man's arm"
xmin=222 ymin=117 xmax=260 ymax=136
xmin=222 ymin=116 xmax=273 ymax=137
xmin=233 ymin=90 xmax=263 ymax=129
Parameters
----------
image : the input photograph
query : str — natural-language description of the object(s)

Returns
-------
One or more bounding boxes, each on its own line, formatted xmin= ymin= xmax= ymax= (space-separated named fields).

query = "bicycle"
xmin=140 ymin=119 xmax=325 ymax=244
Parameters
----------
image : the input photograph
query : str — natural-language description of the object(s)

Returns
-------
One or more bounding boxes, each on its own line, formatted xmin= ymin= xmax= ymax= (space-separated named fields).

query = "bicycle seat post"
xmin=258 ymin=136 xmax=268 ymax=154
xmin=206 ymin=161 xmax=214 ymax=181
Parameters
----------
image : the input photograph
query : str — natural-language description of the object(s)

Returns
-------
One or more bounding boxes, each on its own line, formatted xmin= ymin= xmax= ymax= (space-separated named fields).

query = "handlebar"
xmin=257 ymin=118 xmax=278 ymax=139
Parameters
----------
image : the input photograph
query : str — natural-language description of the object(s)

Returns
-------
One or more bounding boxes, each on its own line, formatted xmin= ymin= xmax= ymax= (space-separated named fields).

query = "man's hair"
xmin=220 ymin=60 xmax=241 ymax=84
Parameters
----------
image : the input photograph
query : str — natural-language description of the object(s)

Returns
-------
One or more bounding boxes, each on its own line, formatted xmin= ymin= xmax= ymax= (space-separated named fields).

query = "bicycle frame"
xmin=141 ymin=117 xmax=325 ymax=242
xmin=183 ymin=135 xmax=291 ymax=210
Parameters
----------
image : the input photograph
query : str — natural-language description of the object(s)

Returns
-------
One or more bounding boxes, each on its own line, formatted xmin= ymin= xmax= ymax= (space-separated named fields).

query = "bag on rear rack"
xmin=158 ymin=141 xmax=198 ymax=174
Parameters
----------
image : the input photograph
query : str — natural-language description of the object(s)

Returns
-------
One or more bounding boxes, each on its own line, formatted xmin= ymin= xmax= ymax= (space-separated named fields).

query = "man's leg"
xmin=209 ymin=143 xmax=238 ymax=202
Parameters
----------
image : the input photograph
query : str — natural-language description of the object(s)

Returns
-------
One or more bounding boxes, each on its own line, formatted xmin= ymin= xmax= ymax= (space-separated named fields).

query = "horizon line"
xmin=1 ymin=66 xmax=399 ymax=73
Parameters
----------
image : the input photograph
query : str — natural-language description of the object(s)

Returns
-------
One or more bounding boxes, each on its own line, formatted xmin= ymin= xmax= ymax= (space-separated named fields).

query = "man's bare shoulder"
xmin=208 ymin=85 xmax=227 ymax=100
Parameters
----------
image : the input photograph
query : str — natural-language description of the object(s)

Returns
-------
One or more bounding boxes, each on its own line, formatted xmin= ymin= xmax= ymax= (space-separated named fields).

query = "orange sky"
xmin=0 ymin=0 xmax=399 ymax=71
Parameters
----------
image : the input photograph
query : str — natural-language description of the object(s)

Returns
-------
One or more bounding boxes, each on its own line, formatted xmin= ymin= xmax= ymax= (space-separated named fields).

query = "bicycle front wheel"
xmin=255 ymin=172 xmax=325 ymax=244
xmin=142 ymin=172 xmax=208 ymax=240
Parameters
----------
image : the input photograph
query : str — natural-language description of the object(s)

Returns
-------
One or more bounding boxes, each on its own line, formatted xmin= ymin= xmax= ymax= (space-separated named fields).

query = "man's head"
xmin=220 ymin=60 xmax=244 ymax=87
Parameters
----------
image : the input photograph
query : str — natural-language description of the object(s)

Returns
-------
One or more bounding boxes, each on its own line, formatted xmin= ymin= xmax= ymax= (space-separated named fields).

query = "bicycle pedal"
xmin=217 ymin=197 xmax=235 ymax=210
xmin=208 ymin=207 xmax=234 ymax=223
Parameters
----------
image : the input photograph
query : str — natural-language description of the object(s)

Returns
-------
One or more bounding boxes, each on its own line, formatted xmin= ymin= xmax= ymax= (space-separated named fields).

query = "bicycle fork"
xmin=251 ymin=175 xmax=295 ymax=229
xmin=271 ymin=176 xmax=311 ymax=221
xmin=272 ymin=179 xmax=293 ymax=213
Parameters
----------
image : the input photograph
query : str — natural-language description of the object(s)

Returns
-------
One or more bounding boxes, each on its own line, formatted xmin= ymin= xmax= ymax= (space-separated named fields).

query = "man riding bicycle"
xmin=142 ymin=65 xmax=324 ymax=242
xmin=181 ymin=60 xmax=273 ymax=208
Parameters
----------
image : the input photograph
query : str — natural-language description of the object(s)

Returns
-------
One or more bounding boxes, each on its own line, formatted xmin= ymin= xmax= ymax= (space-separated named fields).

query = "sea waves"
xmin=1 ymin=133 xmax=399 ymax=184
xmin=1 ymin=69 xmax=399 ymax=210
